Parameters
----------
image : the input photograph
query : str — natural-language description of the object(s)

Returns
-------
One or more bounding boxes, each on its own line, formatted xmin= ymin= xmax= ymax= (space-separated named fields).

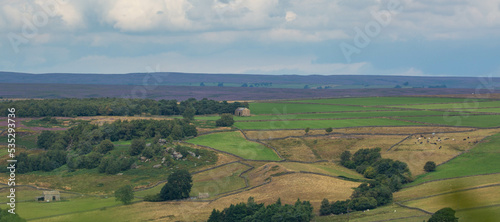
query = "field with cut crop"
xmin=187 ymin=131 xmax=281 ymax=161
xmin=409 ymin=132 xmax=500 ymax=185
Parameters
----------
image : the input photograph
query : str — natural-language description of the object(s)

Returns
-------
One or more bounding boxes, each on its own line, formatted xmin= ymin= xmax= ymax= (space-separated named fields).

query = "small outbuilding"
xmin=235 ymin=107 xmax=251 ymax=117
xmin=36 ymin=190 xmax=60 ymax=202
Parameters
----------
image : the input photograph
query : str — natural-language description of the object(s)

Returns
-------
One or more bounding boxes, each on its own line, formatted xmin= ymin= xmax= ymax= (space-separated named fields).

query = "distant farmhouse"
xmin=37 ymin=190 xmax=60 ymax=202
xmin=235 ymin=107 xmax=250 ymax=117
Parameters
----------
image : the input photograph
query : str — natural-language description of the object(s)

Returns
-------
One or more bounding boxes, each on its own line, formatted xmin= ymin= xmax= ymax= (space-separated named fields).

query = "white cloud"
xmin=285 ymin=11 xmax=297 ymax=22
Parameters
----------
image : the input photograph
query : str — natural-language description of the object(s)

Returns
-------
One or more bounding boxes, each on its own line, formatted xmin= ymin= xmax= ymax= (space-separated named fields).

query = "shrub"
xmin=424 ymin=161 xmax=436 ymax=172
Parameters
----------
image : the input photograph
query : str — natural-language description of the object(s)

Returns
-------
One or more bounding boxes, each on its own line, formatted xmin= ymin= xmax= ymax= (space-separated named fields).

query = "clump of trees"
xmin=0 ymin=98 xmax=249 ymax=117
xmin=340 ymin=148 xmax=411 ymax=191
xmin=144 ymin=169 xmax=192 ymax=202
xmin=16 ymin=119 xmax=197 ymax=174
xmin=208 ymin=197 xmax=313 ymax=222
xmin=215 ymin=114 xmax=235 ymax=127
xmin=321 ymin=148 xmax=412 ymax=216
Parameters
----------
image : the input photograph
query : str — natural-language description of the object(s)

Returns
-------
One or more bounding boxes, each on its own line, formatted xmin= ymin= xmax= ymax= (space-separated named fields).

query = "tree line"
xmin=0 ymin=98 xmax=249 ymax=117
xmin=320 ymin=148 xmax=412 ymax=216
xmin=208 ymin=197 xmax=314 ymax=222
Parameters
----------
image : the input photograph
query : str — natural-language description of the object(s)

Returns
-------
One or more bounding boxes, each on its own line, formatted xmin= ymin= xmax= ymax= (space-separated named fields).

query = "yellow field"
xmin=384 ymin=129 xmax=500 ymax=175
xmin=243 ymin=126 xmax=476 ymax=140
xmin=267 ymin=135 xmax=406 ymax=161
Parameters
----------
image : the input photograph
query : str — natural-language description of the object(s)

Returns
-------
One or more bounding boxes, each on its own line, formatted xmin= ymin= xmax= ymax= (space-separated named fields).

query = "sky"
xmin=0 ymin=0 xmax=499 ymax=76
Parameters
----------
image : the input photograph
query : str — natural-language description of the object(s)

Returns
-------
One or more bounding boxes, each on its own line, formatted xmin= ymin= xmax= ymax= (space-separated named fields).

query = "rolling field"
xmin=395 ymin=174 xmax=500 ymax=202
xmin=401 ymin=115 xmax=500 ymax=128
xmin=135 ymin=162 xmax=249 ymax=198
xmin=290 ymin=96 xmax=471 ymax=106
xmin=234 ymin=118 xmax=421 ymax=130
xmin=404 ymin=186 xmax=500 ymax=213
xmin=384 ymin=129 xmax=499 ymax=175
xmin=249 ymin=103 xmax=393 ymax=115
xmin=187 ymin=131 xmax=281 ymax=161
xmin=267 ymin=135 xmax=407 ymax=161
xmin=409 ymin=133 xmax=500 ymax=186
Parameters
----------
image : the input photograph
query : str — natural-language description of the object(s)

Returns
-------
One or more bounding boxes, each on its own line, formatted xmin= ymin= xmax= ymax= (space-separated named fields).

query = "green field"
xmin=17 ymin=196 xmax=138 ymax=220
xmin=315 ymin=205 xmax=429 ymax=222
xmin=187 ymin=132 xmax=281 ymax=161
xmin=290 ymin=97 xmax=470 ymax=106
xmin=401 ymin=115 xmax=500 ymax=128
xmin=195 ymin=110 xmax=460 ymax=121
xmin=390 ymin=100 xmax=500 ymax=110
xmin=249 ymin=103 xmax=394 ymax=115
xmin=234 ymin=118 xmax=421 ymax=130
xmin=409 ymin=133 xmax=500 ymax=186
xmin=463 ymin=108 xmax=500 ymax=113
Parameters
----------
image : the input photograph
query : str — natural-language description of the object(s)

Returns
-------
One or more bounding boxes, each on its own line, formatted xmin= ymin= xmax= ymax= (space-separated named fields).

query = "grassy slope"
xmin=187 ymin=132 xmax=281 ymax=161
xmin=409 ymin=133 xmax=500 ymax=186
xmin=234 ymin=118 xmax=422 ymax=130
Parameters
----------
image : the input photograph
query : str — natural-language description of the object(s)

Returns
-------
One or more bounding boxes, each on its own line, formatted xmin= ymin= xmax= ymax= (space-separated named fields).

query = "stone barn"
xmin=235 ymin=107 xmax=250 ymax=117
xmin=36 ymin=190 xmax=60 ymax=202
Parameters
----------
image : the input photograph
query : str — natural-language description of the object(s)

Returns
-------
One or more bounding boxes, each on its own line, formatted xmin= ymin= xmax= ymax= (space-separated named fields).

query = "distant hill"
xmin=0 ymin=71 xmax=498 ymax=89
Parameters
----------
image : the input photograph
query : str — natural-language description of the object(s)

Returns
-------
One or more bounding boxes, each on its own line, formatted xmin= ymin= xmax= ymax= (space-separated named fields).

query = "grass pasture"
xmin=290 ymin=96 xmax=470 ymax=106
xmin=395 ymin=173 xmax=500 ymax=202
xmin=187 ymin=131 xmax=281 ymax=161
xmin=404 ymin=186 xmax=500 ymax=213
xmin=16 ymin=196 xmax=138 ymax=221
xmin=410 ymin=133 xmax=500 ymax=186
xmin=400 ymin=115 xmax=500 ymax=128
xmin=389 ymin=100 xmax=500 ymax=110
xmin=249 ymin=103 xmax=394 ymax=115
xmin=234 ymin=118 xmax=421 ymax=130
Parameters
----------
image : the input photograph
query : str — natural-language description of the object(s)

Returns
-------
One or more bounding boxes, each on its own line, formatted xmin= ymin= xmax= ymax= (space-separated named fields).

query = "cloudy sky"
xmin=1 ymin=0 xmax=499 ymax=76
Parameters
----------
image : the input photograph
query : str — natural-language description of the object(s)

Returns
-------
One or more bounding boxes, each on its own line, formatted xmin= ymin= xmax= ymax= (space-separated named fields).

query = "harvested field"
xmin=316 ymin=205 xmax=429 ymax=222
xmin=384 ymin=129 xmax=500 ymax=175
xmin=410 ymin=132 xmax=500 ymax=185
xmin=267 ymin=135 xmax=407 ymax=161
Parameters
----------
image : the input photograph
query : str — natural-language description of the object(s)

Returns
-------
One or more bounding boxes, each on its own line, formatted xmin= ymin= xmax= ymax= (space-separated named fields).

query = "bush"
xmin=325 ymin=127 xmax=333 ymax=133
xmin=424 ymin=161 xmax=436 ymax=172
xmin=428 ymin=207 xmax=458 ymax=222
xmin=115 ymin=185 xmax=134 ymax=205
xmin=215 ymin=114 xmax=234 ymax=127
xmin=158 ymin=169 xmax=192 ymax=201
xmin=96 ymin=139 xmax=114 ymax=154
xmin=129 ymin=138 xmax=146 ymax=156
